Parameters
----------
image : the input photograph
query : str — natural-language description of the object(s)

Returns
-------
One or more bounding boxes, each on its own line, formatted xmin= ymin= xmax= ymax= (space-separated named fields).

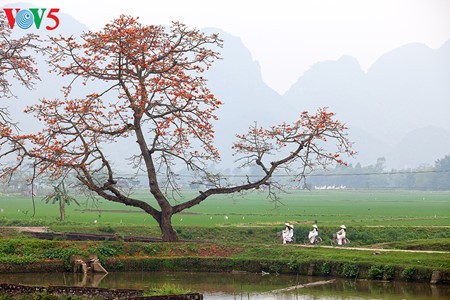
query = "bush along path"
xmin=0 ymin=239 xmax=449 ymax=284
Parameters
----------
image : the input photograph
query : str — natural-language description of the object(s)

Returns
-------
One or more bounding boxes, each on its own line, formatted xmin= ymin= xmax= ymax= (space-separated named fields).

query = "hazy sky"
xmin=2 ymin=0 xmax=450 ymax=94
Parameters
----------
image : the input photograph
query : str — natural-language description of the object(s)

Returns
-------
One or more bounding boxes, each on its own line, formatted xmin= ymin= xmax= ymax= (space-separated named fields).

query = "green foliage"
xmin=42 ymin=182 xmax=79 ymax=206
xmin=125 ymin=243 xmax=140 ymax=256
xmin=0 ymin=254 xmax=38 ymax=263
xmin=321 ymin=262 xmax=331 ymax=275
xmin=142 ymin=243 xmax=164 ymax=256
xmin=97 ymin=245 xmax=117 ymax=257
xmin=401 ymin=267 xmax=416 ymax=281
xmin=287 ymin=256 xmax=299 ymax=271
xmin=260 ymin=260 xmax=282 ymax=273
xmin=44 ymin=246 xmax=86 ymax=269
xmin=145 ymin=283 xmax=191 ymax=296
xmin=176 ymin=228 xmax=193 ymax=240
xmin=385 ymin=265 xmax=395 ymax=280
xmin=368 ymin=265 xmax=385 ymax=280
xmin=342 ymin=263 xmax=359 ymax=278
xmin=98 ymin=225 xmax=116 ymax=234
xmin=0 ymin=240 xmax=19 ymax=255
xmin=41 ymin=181 xmax=80 ymax=222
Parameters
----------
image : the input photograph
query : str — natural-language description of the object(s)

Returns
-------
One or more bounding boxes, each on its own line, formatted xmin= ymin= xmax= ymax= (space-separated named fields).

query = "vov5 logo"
xmin=3 ymin=8 xmax=60 ymax=30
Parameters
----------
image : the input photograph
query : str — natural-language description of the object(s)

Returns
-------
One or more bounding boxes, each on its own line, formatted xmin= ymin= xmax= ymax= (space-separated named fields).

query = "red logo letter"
xmin=45 ymin=8 xmax=60 ymax=30
xmin=3 ymin=8 xmax=20 ymax=29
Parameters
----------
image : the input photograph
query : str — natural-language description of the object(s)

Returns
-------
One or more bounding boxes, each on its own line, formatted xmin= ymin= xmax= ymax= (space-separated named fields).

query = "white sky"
xmin=2 ymin=0 xmax=450 ymax=94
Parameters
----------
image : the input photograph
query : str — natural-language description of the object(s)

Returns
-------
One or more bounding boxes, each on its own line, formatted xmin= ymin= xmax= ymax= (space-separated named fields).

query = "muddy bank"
xmin=0 ymin=283 xmax=203 ymax=300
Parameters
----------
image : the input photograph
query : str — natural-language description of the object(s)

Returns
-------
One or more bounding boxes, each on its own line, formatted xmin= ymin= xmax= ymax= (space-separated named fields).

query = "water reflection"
xmin=0 ymin=272 xmax=448 ymax=299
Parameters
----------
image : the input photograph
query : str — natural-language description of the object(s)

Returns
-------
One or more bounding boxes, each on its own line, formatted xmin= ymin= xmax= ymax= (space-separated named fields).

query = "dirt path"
xmin=0 ymin=226 xmax=51 ymax=233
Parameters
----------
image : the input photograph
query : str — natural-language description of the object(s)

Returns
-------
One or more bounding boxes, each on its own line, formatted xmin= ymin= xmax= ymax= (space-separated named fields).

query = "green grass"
xmin=144 ymin=284 xmax=192 ymax=296
xmin=1 ymin=190 xmax=449 ymax=228
xmin=383 ymin=238 xmax=450 ymax=251
xmin=236 ymin=244 xmax=450 ymax=270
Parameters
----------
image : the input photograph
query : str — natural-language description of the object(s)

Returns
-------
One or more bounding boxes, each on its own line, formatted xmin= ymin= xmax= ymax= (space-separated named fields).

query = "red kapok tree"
xmin=1 ymin=15 xmax=354 ymax=241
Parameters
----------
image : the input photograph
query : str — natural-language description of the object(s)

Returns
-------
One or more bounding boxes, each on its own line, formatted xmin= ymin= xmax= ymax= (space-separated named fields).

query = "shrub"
xmin=0 ymin=240 xmax=18 ymax=255
xmin=287 ymin=256 xmax=299 ymax=271
xmin=44 ymin=247 xmax=86 ymax=270
xmin=142 ymin=243 xmax=163 ymax=256
xmin=385 ymin=265 xmax=395 ymax=280
xmin=260 ymin=261 xmax=281 ymax=274
xmin=126 ymin=243 xmax=140 ymax=256
xmin=368 ymin=265 xmax=384 ymax=280
xmin=97 ymin=245 xmax=117 ymax=257
xmin=98 ymin=225 xmax=116 ymax=234
xmin=342 ymin=263 xmax=359 ymax=278
xmin=268 ymin=262 xmax=281 ymax=273
xmin=44 ymin=247 xmax=83 ymax=260
xmin=402 ymin=267 xmax=416 ymax=281
xmin=321 ymin=262 xmax=331 ymax=275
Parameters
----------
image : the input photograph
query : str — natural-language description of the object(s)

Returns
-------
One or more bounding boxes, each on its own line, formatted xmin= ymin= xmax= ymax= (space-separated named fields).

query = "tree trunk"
xmin=59 ymin=203 xmax=65 ymax=222
xmin=159 ymin=210 xmax=179 ymax=242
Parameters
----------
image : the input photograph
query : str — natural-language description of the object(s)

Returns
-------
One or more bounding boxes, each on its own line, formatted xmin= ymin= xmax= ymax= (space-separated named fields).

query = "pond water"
xmin=0 ymin=271 xmax=449 ymax=299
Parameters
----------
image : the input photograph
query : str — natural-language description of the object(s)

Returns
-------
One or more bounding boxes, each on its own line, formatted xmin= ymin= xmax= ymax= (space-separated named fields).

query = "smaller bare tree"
xmin=42 ymin=181 xmax=80 ymax=222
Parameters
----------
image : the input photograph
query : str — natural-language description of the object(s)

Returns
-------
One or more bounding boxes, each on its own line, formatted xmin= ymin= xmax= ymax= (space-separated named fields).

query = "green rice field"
xmin=0 ymin=189 xmax=449 ymax=228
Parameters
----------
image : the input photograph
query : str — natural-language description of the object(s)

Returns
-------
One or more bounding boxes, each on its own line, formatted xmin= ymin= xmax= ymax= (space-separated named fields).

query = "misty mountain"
xmin=203 ymin=29 xmax=296 ymax=163
xmin=2 ymin=5 xmax=449 ymax=171
xmin=283 ymin=41 xmax=450 ymax=169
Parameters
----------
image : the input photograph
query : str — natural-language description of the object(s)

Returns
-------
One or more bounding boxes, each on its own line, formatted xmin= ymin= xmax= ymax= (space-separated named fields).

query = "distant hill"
xmin=203 ymin=29 xmax=296 ymax=164
xmin=283 ymin=40 xmax=450 ymax=169
xmin=2 ymin=5 xmax=449 ymax=170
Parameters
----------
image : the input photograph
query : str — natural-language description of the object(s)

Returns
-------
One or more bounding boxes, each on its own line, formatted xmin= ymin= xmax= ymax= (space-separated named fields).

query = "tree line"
xmin=305 ymin=155 xmax=450 ymax=190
